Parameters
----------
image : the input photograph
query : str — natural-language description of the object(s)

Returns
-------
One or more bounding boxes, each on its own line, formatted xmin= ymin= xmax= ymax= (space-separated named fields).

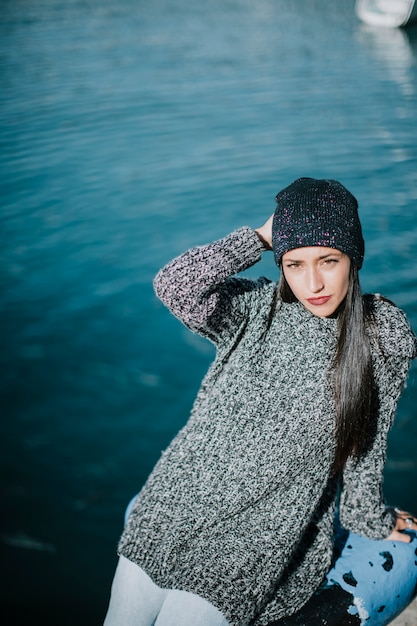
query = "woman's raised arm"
xmin=153 ymin=226 xmax=267 ymax=340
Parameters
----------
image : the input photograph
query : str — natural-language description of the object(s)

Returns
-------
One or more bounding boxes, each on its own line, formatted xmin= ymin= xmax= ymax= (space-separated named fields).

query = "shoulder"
xmin=218 ymin=275 xmax=277 ymax=320
xmin=223 ymin=275 xmax=275 ymax=298
xmin=365 ymin=294 xmax=417 ymax=359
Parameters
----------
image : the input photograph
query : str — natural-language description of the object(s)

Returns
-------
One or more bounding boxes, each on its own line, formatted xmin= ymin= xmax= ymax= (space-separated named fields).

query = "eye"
xmin=285 ymin=262 xmax=301 ymax=270
xmin=322 ymin=258 xmax=338 ymax=266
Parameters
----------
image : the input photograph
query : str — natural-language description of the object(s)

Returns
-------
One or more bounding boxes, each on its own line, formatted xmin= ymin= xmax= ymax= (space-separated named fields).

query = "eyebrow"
xmin=284 ymin=252 xmax=342 ymax=262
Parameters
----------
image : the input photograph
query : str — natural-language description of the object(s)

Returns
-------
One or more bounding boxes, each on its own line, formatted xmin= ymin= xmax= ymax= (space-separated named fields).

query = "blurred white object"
xmin=356 ymin=0 xmax=417 ymax=27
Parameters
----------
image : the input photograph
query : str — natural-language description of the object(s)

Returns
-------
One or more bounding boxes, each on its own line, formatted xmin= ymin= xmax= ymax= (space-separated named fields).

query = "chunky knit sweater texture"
xmin=119 ymin=227 xmax=417 ymax=625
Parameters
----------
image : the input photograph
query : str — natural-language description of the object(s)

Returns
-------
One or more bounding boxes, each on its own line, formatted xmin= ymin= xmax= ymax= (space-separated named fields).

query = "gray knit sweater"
xmin=119 ymin=227 xmax=416 ymax=625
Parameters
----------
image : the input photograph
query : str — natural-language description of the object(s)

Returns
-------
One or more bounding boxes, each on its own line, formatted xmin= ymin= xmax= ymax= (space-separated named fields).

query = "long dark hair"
xmin=271 ymin=266 xmax=378 ymax=474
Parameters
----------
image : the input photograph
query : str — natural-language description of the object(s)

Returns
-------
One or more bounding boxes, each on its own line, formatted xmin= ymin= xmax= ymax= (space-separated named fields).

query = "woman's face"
xmin=281 ymin=246 xmax=351 ymax=318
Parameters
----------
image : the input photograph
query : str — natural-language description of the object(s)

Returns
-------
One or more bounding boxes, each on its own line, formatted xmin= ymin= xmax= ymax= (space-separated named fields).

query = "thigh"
xmin=323 ymin=529 xmax=417 ymax=625
xmin=154 ymin=588 xmax=230 ymax=626
xmin=103 ymin=556 xmax=167 ymax=626
xmin=270 ymin=530 xmax=417 ymax=626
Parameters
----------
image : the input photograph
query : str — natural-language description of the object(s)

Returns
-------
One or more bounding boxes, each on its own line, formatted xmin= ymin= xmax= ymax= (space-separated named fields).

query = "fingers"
xmin=393 ymin=508 xmax=417 ymax=531
xmin=386 ymin=529 xmax=412 ymax=543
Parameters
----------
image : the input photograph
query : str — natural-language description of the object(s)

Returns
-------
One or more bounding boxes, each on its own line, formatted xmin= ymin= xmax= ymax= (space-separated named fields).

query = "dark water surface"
xmin=1 ymin=1 xmax=417 ymax=623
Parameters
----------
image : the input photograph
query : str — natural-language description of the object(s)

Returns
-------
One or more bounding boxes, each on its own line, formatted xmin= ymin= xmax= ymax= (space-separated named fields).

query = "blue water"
xmin=1 ymin=1 xmax=417 ymax=623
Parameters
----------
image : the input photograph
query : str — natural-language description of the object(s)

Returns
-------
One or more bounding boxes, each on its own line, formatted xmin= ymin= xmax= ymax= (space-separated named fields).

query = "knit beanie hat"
xmin=272 ymin=177 xmax=364 ymax=269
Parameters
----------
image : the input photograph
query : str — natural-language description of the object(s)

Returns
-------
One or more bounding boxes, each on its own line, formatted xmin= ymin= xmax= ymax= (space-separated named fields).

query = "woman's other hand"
xmin=386 ymin=509 xmax=417 ymax=542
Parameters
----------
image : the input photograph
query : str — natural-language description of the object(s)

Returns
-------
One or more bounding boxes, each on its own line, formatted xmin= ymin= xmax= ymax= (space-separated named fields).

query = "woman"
xmin=104 ymin=178 xmax=417 ymax=626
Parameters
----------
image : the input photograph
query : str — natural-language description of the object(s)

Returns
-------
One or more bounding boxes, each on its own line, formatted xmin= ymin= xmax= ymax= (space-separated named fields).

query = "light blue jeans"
xmin=103 ymin=555 xmax=230 ymax=626
xmin=272 ymin=528 xmax=417 ymax=626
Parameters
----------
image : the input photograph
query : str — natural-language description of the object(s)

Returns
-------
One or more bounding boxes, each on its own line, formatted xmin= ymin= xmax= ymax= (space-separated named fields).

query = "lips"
xmin=306 ymin=296 xmax=331 ymax=306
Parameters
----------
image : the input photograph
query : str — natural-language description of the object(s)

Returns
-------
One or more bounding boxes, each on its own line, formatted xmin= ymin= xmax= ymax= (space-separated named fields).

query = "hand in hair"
xmin=255 ymin=214 xmax=274 ymax=250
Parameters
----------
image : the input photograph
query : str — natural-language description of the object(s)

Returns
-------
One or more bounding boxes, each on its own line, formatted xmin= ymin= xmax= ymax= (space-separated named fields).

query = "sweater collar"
xmin=281 ymin=299 xmax=338 ymax=330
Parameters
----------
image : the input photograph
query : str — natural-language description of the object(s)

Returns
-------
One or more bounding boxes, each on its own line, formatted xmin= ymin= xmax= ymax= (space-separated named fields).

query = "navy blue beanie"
xmin=272 ymin=178 xmax=364 ymax=269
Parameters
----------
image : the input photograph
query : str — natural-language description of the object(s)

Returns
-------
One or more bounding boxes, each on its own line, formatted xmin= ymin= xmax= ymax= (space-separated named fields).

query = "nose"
xmin=306 ymin=267 xmax=324 ymax=293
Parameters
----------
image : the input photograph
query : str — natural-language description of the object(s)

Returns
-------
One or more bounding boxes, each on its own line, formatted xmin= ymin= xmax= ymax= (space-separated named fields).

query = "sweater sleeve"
xmin=153 ymin=227 xmax=268 ymax=344
xmin=339 ymin=300 xmax=417 ymax=538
